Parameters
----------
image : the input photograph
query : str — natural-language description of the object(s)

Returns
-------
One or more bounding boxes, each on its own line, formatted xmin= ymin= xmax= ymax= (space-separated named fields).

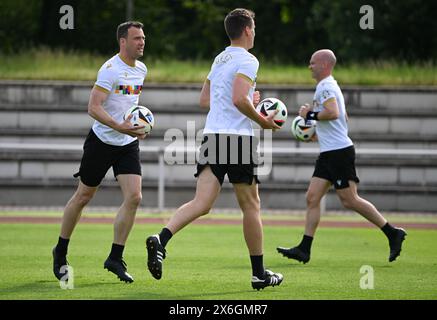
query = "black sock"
xmin=250 ymin=255 xmax=265 ymax=279
xmin=159 ymin=228 xmax=173 ymax=248
xmin=381 ymin=222 xmax=397 ymax=239
xmin=55 ymin=237 xmax=70 ymax=256
xmin=109 ymin=243 xmax=124 ymax=260
xmin=297 ymin=235 xmax=313 ymax=253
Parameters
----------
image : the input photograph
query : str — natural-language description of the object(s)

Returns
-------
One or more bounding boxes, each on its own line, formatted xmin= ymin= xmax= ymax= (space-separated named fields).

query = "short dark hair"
xmin=116 ymin=21 xmax=144 ymax=43
xmin=224 ymin=8 xmax=255 ymax=40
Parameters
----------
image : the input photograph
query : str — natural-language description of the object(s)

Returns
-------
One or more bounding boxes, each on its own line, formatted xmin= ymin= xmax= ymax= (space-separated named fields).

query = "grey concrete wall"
xmin=1 ymin=81 xmax=436 ymax=212
xmin=1 ymin=80 xmax=436 ymax=109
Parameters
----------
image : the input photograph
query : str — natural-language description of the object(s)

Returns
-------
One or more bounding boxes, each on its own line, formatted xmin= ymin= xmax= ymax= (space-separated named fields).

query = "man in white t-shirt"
xmin=145 ymin=8 xmax=284 ymax=290
xmin=52 ymin=21 xmax=148 ymax=283
xmin=277 ymin=49 xmax=407 ymax=264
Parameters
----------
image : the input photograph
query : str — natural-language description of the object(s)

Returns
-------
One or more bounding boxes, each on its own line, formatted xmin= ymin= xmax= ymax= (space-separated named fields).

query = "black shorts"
xmin=73 ymin=129 xmax=141 ymax=187
xmin=195 ymin=134 xmax=260 ymax=185
xmin=313 ymin=145 xmax=360 ymax=189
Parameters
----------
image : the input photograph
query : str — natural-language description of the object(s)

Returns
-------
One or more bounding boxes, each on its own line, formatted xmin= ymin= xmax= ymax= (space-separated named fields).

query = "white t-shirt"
xmin=203 ymin=46 xmax=259 ymax=136
xmin=313 ymin=75 xmax=353 ymax=152
xmin=92 ymin=54 xmax=147 ymax=146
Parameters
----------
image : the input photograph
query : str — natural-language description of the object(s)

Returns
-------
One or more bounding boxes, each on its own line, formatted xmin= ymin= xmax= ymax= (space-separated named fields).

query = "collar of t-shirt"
xmin=226 ymin=46 xmax=248 ymax=53
xmin=117 ymin=54 xmax=136 ymax=68
xmin=318 ymin=75 xmax=335 ymax=86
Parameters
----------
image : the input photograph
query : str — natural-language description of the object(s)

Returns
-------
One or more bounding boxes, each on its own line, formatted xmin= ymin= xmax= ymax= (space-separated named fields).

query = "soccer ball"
xmin=256 ymin=97 xmax=288 ymax=128
xmin=291 ymin=116 xmax=316 ymax=142
xmin=124 ymin=105 xmax=155 ymax=134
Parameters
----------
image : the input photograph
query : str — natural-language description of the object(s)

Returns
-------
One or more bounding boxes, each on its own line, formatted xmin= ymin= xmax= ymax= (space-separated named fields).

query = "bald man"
xmin=277 ymin=49 xmax=407 ymax=264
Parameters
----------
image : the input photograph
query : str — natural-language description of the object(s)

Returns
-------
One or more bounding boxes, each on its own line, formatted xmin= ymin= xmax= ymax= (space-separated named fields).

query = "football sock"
xmin=250 ymin=255 xmax=265 ymax=279
xmin=159 ymin=228 xmax=173 ymax=248
xmin=109 ymin=243 xmax=124 ymax=260
xmin=297 ymin=235 xmax=313 ymax=253
xmin=381 ymin=222 xmax=397 ymax=239
xmin=55 ymin=236 xmax=70 ymax=257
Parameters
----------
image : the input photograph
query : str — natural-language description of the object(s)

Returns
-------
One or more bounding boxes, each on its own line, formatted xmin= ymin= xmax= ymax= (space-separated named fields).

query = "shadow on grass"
xmin=1 ymin=280 xmax=59 ymax=297
xmin=1 ymin=279 xmax=283 ymax=300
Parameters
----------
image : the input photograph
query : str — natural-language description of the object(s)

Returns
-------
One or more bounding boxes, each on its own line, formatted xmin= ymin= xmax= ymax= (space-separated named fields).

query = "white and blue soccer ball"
xmin=124 ymin=105 xmax=155 ymax=134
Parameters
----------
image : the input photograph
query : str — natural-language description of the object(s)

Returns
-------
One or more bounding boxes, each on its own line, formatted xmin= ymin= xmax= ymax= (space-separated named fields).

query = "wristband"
xmin=306 ymin=111 xmax=319 ymax=121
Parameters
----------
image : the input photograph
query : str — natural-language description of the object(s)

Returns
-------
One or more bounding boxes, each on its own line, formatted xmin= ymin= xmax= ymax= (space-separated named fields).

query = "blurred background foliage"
xmin=0 ymin=0 xmax=435 ymax=64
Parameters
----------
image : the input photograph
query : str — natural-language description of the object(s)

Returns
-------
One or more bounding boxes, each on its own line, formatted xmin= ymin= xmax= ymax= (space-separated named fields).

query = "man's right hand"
xmin=299 ymin=103 xmax=312 ymax=119
xmin=116 ymin=114 xmax=147 ymax=138
xmin=260 ymin=109 xmax=281 ymax=130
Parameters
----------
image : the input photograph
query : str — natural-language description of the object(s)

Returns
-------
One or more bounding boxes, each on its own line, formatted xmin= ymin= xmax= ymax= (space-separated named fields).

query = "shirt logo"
xmin=214 ymin=54 xmax=232 ymax=65
xmin=322 ymin=90 xmax=331 ymax=100
xmin=313 ymin=100 xmax=322 ymax=111
xmin=114 ymin=85 xmax=142 ymax=95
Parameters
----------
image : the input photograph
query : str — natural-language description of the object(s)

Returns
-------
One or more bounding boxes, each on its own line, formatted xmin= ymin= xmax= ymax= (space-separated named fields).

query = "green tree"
xmin=0 ymin=0 xmax=435 ymax=63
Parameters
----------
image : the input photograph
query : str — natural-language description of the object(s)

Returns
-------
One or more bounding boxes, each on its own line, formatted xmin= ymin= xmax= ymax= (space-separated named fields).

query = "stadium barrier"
xmin=1 ymin=142 xmax=436 ymax=212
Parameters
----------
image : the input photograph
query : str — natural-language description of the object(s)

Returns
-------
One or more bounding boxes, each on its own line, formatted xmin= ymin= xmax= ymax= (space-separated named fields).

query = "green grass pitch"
xmin=0 ymin=222 xmax=436 ymax=300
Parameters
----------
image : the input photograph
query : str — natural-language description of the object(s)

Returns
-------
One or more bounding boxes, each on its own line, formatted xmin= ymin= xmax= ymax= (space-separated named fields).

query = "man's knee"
xmin=239 ymin=195 xmax=260 ymax=214
xmin=306 ymin=191 xmax=321 ymax=208
xmin=193 ymin=198 xmax=213 ymax=215
xmin=73 ymin=191 xmax=95 ymax=207
xmin=125 ymin=192 xmax=142 ymax=207
xmin=339 ymin=196 xmax=356 ymax=210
